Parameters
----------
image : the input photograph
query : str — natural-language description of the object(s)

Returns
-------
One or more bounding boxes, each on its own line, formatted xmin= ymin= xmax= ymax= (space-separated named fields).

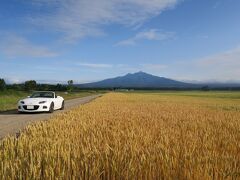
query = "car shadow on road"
xmin=0 ymin=109 xmax=46 ymax=115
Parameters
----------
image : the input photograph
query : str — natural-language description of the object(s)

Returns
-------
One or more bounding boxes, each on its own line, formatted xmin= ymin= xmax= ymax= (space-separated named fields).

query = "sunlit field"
xmin=0 ymin=92 xmax=239 ymax=179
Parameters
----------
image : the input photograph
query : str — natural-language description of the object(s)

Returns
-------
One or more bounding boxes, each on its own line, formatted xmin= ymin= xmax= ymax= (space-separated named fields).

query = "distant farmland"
xmin=0 ymin=92 xmax=240 ymax=179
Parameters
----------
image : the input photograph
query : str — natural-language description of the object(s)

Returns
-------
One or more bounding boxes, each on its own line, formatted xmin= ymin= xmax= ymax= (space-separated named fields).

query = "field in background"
xmin=130 ymin=91 xmax=240 ymax=111
xmin=0 ymin=92 xmax=240 ymax=179
xmin=0 ymin=90 xmax=102 ymax=112
xmin=129 ymin=90 xmax=240 ymax=99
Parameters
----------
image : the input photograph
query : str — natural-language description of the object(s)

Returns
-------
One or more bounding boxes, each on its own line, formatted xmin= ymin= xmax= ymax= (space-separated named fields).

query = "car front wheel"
xmin=60 ymin=101 xmax=64 ymax=110
xmin=48 ymin=102 xmax=54 ymax=113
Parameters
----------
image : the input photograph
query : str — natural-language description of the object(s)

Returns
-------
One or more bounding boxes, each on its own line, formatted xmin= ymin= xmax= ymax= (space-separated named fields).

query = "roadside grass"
xmin=0 ymin=90 xmax=28 ymax=112
xmin=57 ymin=91 xmax=101 ymax=100
xmin=0 ymin=90 xmax=103 ymax=112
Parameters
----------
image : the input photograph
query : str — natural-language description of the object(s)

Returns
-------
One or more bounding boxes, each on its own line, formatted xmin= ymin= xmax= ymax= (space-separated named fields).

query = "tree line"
xmin=0 ymin=78 xmax=75 ymax=91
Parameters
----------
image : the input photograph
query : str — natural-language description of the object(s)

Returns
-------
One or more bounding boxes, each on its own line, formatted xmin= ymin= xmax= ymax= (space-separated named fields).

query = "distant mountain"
xmin=77 ymin=72 xmax=198 ymax=88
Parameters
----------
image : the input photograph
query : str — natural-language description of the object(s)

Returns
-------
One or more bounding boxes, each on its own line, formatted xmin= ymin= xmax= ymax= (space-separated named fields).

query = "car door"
xmin=53 ymin=93 xmax=61 ymax=109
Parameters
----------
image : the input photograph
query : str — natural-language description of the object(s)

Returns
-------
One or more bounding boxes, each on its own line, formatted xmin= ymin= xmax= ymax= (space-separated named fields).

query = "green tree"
xmin=67 ymin=80 xmax=74 ymax=92
xmin=56 ymin=83 xmax=67 ymax=91
xmin=201 ymin=85 xmax=210 ymax=91
xmin=0 ymin=78 xmax=6 ymax=90
xmin=24 ymin=80 xmax=37 ymax=91
xmin=11 ymin=83 xmax=23 ymax=91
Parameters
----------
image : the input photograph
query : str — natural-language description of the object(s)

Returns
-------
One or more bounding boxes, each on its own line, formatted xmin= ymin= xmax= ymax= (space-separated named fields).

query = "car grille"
xmin=23 ymin=105 xmax=39 ymax=110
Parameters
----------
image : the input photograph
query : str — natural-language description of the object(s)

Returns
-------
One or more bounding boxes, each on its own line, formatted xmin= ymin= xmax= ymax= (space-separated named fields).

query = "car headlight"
xmin=39 ymin=101 xmax=47 ymax=104
xmin=20 ymin=101 xmax=25 ymax=104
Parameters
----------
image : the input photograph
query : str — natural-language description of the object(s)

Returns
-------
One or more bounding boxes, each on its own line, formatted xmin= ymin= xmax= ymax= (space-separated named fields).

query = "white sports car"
xmin=18 ymin=91 xmax=64 ymax=113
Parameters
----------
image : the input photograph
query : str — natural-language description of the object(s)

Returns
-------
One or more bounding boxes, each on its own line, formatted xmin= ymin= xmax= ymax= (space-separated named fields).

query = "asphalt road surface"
xmin=0 ymin=94 xmax=101 ymax=139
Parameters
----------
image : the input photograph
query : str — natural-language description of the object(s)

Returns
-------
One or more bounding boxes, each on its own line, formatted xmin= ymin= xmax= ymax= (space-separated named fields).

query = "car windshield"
xmin=30 ymin=92 xmax=54 ymax=98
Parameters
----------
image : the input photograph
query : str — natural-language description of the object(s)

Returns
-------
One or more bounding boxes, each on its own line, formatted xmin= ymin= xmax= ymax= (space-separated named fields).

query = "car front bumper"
xmin=18 ymin=104 xmax=50 ymax=112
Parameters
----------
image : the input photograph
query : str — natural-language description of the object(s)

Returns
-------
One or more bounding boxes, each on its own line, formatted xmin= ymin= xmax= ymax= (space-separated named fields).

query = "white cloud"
xmin=168 ymin=47 xmax=240 ymax=82
xmin=4 ymin=77 xmax=24 ymax=84
xmin=30 ymin=0 xmax=181 ymax=42
xmin=197 ymin=47 xmax=240 ymax=67
xmin=77 ymin=63 xmax=113 ymax=68
xmin=196 ymin=47 xmax=240 ymax=80
xmin=117 ymin=29 xmax=175 ymax=46
xmin=0 ymin=35 xmax=58 ymax=58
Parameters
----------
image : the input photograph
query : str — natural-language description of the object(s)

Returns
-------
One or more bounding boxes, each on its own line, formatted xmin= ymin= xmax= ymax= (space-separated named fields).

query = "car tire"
xmin=48 ymin=102 xmax=54 ymax=113
xmin=60 ymin=101 xmax=64 ymax=110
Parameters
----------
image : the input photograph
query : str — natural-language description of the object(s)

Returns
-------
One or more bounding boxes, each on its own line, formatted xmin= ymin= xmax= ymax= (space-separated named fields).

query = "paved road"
xmin=0 ymin=94 xmax=101 ymax=139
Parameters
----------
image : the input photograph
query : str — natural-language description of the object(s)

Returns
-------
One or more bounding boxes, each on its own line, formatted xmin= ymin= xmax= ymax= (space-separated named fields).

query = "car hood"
xmin=20 ymin=98 xmax=52 ymax=104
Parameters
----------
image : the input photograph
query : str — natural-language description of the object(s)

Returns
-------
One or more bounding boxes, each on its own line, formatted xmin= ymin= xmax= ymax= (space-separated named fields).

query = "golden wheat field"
xmin=0 ymin=92 xmax=240 ymax=179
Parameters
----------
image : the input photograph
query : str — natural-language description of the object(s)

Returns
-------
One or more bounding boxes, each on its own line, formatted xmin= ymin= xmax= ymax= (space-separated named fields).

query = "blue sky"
xmin=0 ymin=0 xmax=240 ymax=84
